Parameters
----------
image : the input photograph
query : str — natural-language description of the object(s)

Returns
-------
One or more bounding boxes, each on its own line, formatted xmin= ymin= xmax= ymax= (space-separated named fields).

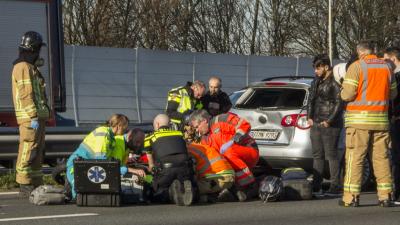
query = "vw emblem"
xmin=87 ymin=166 xmax=106 ymax=183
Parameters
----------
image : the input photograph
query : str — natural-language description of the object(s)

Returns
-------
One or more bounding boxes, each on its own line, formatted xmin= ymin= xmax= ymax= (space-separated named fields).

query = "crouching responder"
xmin=187 ymin=143 xmax=235 ymax=202
xmin=166 ymin=80 xmax=206 ymax=131
xmin=144 ymin=114 xmax=197 ymax=206
xmin=12 ymin=31 xmax=49 ymax=197
xmin=66 ymin=114 xmax=146 ymax=200
xmin=189 ymin=110 xmax=259 ymax=202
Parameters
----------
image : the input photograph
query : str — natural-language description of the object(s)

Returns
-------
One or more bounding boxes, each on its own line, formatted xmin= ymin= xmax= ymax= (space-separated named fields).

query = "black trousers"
xmin=391 ymin=121 xmax=400 ymax=199
xmin=310 ymin=125 xmax=341 ymax=191
xmin=151 ymin=154 xmax=196 ymax=203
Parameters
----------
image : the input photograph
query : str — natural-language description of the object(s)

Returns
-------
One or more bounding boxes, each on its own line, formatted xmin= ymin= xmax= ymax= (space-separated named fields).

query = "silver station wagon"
xmin=230 ymin=76 xmax=373 ymax=188
xmin=230 ymin=76 xmax=315 ymax=172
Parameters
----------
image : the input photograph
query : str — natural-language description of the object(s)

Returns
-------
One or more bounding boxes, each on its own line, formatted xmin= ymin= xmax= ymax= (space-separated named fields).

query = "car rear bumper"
xmin=260 ymin=156 xmax=313 ymax=172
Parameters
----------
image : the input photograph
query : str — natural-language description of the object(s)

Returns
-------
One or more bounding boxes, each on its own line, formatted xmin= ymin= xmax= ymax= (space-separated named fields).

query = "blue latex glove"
xmin=30 ymin=119 xmax=39 ymax=130
xmin=120 ymin=166 xmax=128 ymax=176
xmin=220 ymin=140 xmax=234 ymax=154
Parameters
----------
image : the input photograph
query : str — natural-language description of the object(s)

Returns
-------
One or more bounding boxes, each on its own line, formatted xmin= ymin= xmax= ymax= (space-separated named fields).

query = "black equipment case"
xmin=74 ymin=159 xmax=121 ymax=207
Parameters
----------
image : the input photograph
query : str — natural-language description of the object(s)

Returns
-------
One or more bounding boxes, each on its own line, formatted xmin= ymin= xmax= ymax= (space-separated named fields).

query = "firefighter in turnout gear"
xmin=340 ymin=41 xmax=397 ymax=207
xmin=189 ymin=110 xmax=259 ymax=202
xmin=12 ymin=31 xmax=49 ymax=196
xmin=144 ymin=114 xmax=196 ymax=206
xmin=166 ymin=81 xmax=206 ymax=130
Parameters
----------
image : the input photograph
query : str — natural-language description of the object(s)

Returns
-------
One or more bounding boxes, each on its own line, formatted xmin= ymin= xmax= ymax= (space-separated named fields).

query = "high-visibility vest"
xmin=187 ymin=143 xmax=234 ymax=179
xmin=167 ymin=86 xmax=203 ymax=124
xmin=12 ymin=62 xmax=49 ymax=123
xmin=344 ymin=55 xmax=393 ymax=127
xmin=202 ymin=112 xmax=256 ymax=151
xmin=143 ymin=127 xmax=188 ymax=159
xmin=111 ymin=135 xmax=129 ymax=166
xmin=79 ymin=126 xmax=128 ymax=164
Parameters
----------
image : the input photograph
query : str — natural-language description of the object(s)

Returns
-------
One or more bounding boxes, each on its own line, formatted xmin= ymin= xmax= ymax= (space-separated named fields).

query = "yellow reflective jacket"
xmin=166 ymin=85 xmax=203 ymax=124
xmin=80 ymin=126 xmax=128 ymax=164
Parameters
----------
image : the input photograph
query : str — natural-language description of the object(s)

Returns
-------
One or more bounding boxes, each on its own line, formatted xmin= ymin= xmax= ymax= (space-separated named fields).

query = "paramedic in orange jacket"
xmin=189 ymin=109 xmax=259 ymax=201
xmin=187 ymin=143 xmax=235 ymax=200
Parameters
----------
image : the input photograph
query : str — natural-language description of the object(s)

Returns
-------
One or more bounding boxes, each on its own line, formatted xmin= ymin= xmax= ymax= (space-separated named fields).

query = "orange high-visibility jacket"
xmin=342 ymin=55 xmax=397 ymax=130
xmin=187 ymin=143 xmax=234 ymax=179
xmin=201 ymin=112 xmax=254 ymax=151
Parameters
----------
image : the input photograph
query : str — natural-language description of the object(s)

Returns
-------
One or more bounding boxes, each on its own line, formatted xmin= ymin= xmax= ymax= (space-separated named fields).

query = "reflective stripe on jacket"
xmin=12 ymin=62 xmax=49 ymax=123
xmin=202 ymin=112 xmax=255 ymax=151
xmin=66 ymin=126 xmax=129 ymax=175
xmin=342 ymin=55 xmax=397 ymax=130
xmin=143 ymin=127 xmax=188 ymax=160
xmin=187 ymin=143 xmax=234 ymax=179
xmin=167 ymin=86 xmax=203 ymax=124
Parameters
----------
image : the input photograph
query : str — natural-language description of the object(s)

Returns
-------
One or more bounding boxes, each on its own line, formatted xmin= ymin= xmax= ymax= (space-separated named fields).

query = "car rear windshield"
xmin=236 ymin=88 xmax=306 ymax=109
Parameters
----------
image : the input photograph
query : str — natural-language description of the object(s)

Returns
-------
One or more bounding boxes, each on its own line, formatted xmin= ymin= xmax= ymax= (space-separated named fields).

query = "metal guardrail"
xmin=0 ymin=124 xmax=153 ymax=162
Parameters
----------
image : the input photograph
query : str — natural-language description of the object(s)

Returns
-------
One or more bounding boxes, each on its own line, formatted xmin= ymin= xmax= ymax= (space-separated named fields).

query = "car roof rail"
xmin=262 ymin=76 xmax=314 ymax=81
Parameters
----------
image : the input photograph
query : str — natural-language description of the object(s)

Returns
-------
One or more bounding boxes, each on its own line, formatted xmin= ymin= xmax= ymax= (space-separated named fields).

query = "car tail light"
xmin=265 ymin=81 xmax=287 ymax=86
xmin=281 ymin=114 xmax=311 ymax=130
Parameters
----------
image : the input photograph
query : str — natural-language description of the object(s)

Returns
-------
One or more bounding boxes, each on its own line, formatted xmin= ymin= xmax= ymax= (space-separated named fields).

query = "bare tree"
xmin=62 ymin=0 xmax=400 ymax=58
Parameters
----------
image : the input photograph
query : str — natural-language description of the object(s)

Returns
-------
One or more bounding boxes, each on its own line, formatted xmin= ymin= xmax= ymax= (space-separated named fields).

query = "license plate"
xmin=250 ymin=130 xmax=280 ymax=140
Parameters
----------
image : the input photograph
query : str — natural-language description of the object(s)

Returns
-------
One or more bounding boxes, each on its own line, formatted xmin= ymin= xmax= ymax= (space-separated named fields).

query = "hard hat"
xmin=333 ymin=63 xmax=346 ymax=84
xmin=259 ymin=176 xmax=282 ymax=202
xmin=19 ymin=31 xmax=46 ymax=52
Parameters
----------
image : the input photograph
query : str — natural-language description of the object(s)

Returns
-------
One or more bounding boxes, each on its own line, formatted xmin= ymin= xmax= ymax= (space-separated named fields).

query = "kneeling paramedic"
xmin=144 ymin=114 xmax=196 ymax=206
xmin=189 ymin=110 xmax=259 ymax=201
xmin=66 ymin=114 xmax=146 ymax=199
xmin=187 ymin=143 xmax=235 ymax=202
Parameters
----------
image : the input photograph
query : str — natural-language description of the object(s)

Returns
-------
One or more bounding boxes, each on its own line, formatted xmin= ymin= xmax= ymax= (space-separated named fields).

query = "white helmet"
xmin=333 ymin=63 xmax=346 ymax=84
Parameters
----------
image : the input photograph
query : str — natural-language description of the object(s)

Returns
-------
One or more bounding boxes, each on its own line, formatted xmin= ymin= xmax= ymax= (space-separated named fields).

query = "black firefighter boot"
xmin=338 ymin=195 xmax=360 ymax=207
xmin=379 ymin=194 xmax=395 ymax=207
xmin=19 ymin=184 xmax=35 ymax=198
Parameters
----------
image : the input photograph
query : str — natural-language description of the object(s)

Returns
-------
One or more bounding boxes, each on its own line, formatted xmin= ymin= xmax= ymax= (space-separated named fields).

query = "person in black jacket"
xmin=384 ymin=46 xmax=400 ymax=202
xmin=201 ymin=76 xmax=232 ymax=117
xmin=307 ymin=54 xmax=343 ymax=195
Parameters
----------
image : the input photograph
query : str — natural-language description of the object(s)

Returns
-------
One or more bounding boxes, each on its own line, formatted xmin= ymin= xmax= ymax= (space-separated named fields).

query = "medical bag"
xmin=74 ymin=159 xmax=121 ymax=206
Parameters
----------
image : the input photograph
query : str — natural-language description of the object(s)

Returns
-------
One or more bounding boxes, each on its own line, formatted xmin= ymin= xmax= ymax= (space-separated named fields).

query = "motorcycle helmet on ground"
xmin=259 ymin=176 xmax=283 ymax=203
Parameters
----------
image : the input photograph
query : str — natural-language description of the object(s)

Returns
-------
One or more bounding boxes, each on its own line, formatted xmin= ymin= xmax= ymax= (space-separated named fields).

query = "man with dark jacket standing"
xmin=384 ymin=46 xmax=400 ymax=203
xmin=307 ymin=54 xmax=343 ymax=195
xmin=201 ymin=76 xmax=232 ymax=117
xmin=12 ymin=31 xmax=49 ymax=197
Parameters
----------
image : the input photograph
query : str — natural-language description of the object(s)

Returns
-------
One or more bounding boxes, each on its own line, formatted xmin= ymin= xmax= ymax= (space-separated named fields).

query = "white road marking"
xmin=0 ymin=192 xmax=18 ymax=195
xmin=0 ymin=213 xmax=99 ymax=222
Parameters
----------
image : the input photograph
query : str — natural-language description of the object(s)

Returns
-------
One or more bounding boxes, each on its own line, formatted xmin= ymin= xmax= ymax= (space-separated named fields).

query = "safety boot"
xmin=19 ymin=184 xmax=35 ymax=198
xmin=182 ymin=180 xmax=193 ymax=206
xmin=169 ymin=179 xmax=183 ymax=206
xmin=235 ymin=190 xmax=247 ymax=202
xmin=378 ymin=199 xmax=394 ymax=207
xmin=338 ymin=196 xmax=359 ymax=207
